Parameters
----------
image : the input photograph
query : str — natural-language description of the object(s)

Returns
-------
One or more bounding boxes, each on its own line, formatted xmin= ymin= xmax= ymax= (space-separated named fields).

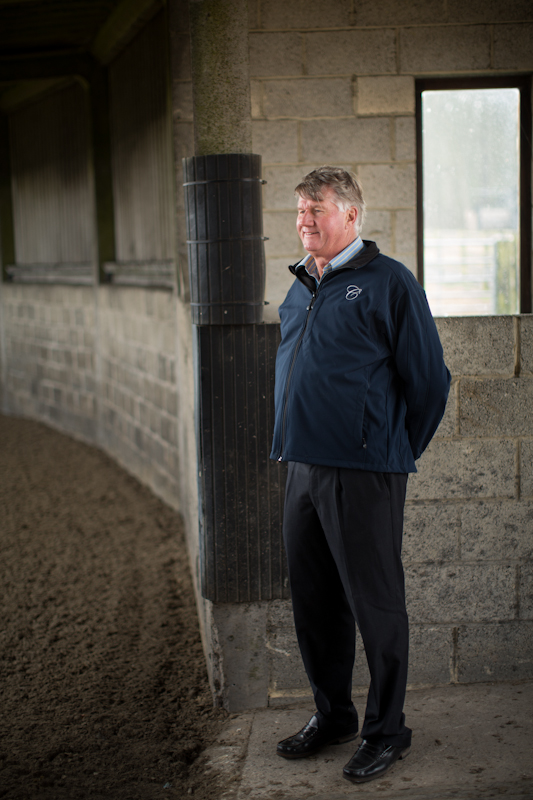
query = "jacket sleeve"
xmin=391 ymin=278 xmax=451 ymax=461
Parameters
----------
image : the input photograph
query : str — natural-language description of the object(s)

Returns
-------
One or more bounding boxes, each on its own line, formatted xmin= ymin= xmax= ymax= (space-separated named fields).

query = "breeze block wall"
xmin=261 ymin=315 xmax=533 ymax=706
xmin=406 ymin=315 xmax=533 ymax=685
xmin=0 ymin=281 xmax=188 ymax=517
xmin=0 ymin=284 xmax=98 ymax=441
xmin=200 ymin=0 xmax=533 ymax=711
xmin=98 ymin=286 xmax=180 ymax=509
xmin=245 ymin=0 xmax=533 ymax=319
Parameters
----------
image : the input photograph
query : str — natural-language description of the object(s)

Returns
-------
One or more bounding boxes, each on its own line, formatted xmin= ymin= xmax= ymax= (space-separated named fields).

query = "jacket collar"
xmin=289 ymin=240 xmax=380 ymax=292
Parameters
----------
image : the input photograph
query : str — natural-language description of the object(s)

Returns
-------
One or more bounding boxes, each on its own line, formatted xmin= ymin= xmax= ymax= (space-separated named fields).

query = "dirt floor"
xmin=0 ymin=414 xmax=229 ymax=800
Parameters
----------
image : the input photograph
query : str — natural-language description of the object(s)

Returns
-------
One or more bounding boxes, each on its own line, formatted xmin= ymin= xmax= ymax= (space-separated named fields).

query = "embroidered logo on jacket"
xmin=346 ymin=285 xmax=362 ymax=300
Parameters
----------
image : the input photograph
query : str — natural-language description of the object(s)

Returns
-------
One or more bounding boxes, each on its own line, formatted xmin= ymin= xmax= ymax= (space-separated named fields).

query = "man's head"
xmin=294 ymin=167 xmax=366 ymax=267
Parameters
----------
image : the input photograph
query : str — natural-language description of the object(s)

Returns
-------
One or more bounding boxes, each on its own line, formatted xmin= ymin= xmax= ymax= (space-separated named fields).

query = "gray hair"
xmin=295 ymin=166 xmax=366 ymax=235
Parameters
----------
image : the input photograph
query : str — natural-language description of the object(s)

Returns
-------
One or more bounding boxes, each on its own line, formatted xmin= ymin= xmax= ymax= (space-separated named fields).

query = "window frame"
xmin=416 ymin=75 xmax=532 ymax=315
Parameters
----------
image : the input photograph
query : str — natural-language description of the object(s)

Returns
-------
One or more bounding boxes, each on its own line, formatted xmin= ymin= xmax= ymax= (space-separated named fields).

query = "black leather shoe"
xmin=343 ymin=738 xmax=410 ymax=783
xmin=277 ymin=715 xmax=358 ymax=759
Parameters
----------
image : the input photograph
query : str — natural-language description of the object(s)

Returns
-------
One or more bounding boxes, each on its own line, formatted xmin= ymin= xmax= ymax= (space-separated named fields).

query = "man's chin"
xmin=301 ymin=237 xmax=321 ymax=253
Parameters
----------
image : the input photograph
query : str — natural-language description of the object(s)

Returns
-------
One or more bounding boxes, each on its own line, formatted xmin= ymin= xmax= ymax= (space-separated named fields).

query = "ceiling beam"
xmin=91 ymin=0 xmax=162 ymax=64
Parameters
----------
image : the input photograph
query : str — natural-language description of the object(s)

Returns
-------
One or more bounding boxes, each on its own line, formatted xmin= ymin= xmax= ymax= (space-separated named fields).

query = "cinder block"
xmin=301 ymin=117 xmax=390 ymax=164
xmin=268 ymin=626 xmax=308 ymax=691
xmin=434 ymin=316 xmax=516 ymax=376
xmin=250 ymin=80 xmax=263 ymax=118
xmin=408 ymin=625 xmax=453 ymax=685
xmin=263 ymin=165 xmax=307 ymax=210
xmin=363 ymin=210 xmax=392 ymax=254
xmin=267 ymin=598 xmax=293 ymax=628
xmin=403 ymin=502 xmax=460 ymax=563
xmin=357 ymin=76 xmax=415 ymax=115
xmin=165 ymin=387 xmax=178 ymax=416
xmin=208 ymin=602 xmax=268 ymax=710
xmin=263 ymin=211 xmax=302 ymax=258
xmin=259 ymin=0 xmax=352 ymax=30
xmin=162 ymin=291 xmax=176 ymax=321
xmin=354 ymin=0 xmax=446 ymax=26
xmin=161 ymin=323 xmax=177 ymax=354
xmin=461 ymin=500 xmax=533 ymax=561
xmin=395 ymin=117 xmax=416 ymax=161
xmin=263 ymin=77 xmax=353 ymax=118
xmin=265 ymin=258 xmax=297 ymax=320
xmin=248 ymin=0 xmax=258 ymax=28
xmin=160 ymin=415 xmax=177 ymax=447
xmin=520 ymin=563 xmax=533 ymax=619
xmin=249 ymin=32 xmax=303 ymax=77
xmin=456 ymin=622 xmax=533 ymax=682
xmin=460 ymin=378 xmax=533 ymax=437
xmin=433 ymin=378 xmax=456 ymax=437
xmin=357 ymin=164 xmax=415 ymax=209
xmin=520 ymin=315 xmax=533 ymax=375
xmin=252 ymin=120 xmax=299 ymax=163
xmin=408 ymin=439 xmax=516 ymax=501
xmin=305 ymin=29 xmax=397 ymax=76
xmin=520 ymin=440 xmax=533 ymax=498
xmin=447 ymin=0 xmax=532 ymax=22
xmin=394 ymin=209 xmax=416 ymax=254
xmin=400 ymin=25 xmax=490 ymax=73
xmin=406 ymin=563 xmax=516 ymax=623
xmin=494 ymin=23 xmax=533 ymax=70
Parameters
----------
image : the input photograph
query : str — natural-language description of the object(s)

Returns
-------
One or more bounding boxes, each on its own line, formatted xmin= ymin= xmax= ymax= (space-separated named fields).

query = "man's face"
xmin=296 ymin=187 xmax=358 ymax=265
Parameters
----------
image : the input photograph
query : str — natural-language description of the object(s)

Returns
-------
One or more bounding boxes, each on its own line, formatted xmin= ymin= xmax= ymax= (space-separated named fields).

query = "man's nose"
xmin=300 ymin=211 xmax=314 ymax=226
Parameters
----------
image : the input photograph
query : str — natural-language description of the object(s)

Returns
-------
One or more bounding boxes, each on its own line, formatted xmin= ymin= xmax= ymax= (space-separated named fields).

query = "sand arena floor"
xmin=0 ymin=414 xmax=227 ymax=800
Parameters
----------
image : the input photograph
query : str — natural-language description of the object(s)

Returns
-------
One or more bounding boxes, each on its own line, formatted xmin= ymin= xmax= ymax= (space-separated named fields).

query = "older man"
xmin=270 ymin=166 xmax=450 ymax=784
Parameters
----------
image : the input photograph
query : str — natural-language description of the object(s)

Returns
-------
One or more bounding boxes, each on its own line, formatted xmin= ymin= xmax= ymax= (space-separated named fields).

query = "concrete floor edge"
xmin=200 ymin=681 xmax=533 ymax=800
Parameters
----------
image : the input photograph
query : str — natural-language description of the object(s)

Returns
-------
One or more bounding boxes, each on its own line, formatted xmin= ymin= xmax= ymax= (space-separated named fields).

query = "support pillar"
xmin=188 ymin=0 xmax=252 ymax=155
xmin=184 ymin=0 xmax=288 ymax=710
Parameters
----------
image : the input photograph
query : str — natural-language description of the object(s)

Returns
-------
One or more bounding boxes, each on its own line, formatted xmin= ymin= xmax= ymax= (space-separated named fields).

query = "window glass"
xmin=422 ymin=88 xmax=520 ymax=316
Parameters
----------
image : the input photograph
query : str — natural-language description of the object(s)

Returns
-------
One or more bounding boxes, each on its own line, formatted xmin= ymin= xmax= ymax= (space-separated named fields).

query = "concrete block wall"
xmin=0 ymin=281 xmax=192 ymax=520
xmin=0 ymin=285 xmax=97 ymax=441
xmin=405 ymin=315 xmax=533 ymax=685
xmin=244 ymin=0 xmax=533 ymax=320
xmin=97 ymin=287 xmax=181 ymax=510
xmin=221 ymin=315 xmax=532 ymax=709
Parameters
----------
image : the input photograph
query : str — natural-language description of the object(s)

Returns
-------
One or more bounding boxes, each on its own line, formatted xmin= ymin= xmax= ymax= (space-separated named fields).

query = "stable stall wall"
xmin=0 ymin=8 xmax=199 ymax=536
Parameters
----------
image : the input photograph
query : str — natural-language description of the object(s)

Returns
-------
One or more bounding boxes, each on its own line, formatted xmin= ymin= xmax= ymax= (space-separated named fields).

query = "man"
xmin=270 ymin=166 xmax=450 ymax=784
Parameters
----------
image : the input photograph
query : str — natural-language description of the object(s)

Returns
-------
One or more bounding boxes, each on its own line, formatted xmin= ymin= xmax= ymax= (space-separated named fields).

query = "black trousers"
xmin=283 ymin=461 xmax=411 ymax=748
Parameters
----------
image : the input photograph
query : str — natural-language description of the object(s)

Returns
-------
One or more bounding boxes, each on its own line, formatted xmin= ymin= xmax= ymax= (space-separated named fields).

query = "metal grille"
xmin=197 ymin=323 xmax=288 ymax=603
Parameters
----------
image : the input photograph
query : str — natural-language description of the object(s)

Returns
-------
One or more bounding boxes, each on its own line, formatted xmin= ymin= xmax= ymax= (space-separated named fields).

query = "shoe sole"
xmin=277 ymin=732 xmax=359 ymax=759
xmin=342 ymin=747 xmax=410 ymax=783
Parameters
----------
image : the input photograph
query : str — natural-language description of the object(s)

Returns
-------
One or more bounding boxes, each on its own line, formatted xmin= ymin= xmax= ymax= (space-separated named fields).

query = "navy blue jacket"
xmin=270 ymin=242 xmax=451 ymax=473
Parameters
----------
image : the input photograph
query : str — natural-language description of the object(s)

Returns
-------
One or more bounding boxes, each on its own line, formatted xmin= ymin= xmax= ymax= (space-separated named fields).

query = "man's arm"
xmin=392 ymin=280 xmax=451 ymax=461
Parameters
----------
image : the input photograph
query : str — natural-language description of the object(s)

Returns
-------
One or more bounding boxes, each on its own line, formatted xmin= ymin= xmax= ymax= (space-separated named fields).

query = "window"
xmin=416 ymin=77 xmax=532 ymax=316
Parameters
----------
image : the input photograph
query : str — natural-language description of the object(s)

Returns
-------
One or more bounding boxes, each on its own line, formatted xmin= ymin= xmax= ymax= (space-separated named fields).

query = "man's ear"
xmin=346 ymin=206 xmax=358 ymax=227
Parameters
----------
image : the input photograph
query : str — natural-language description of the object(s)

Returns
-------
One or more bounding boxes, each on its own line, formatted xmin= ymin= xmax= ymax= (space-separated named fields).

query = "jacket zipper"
xmin=278 ymin=290 xmax=317 ymax=461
